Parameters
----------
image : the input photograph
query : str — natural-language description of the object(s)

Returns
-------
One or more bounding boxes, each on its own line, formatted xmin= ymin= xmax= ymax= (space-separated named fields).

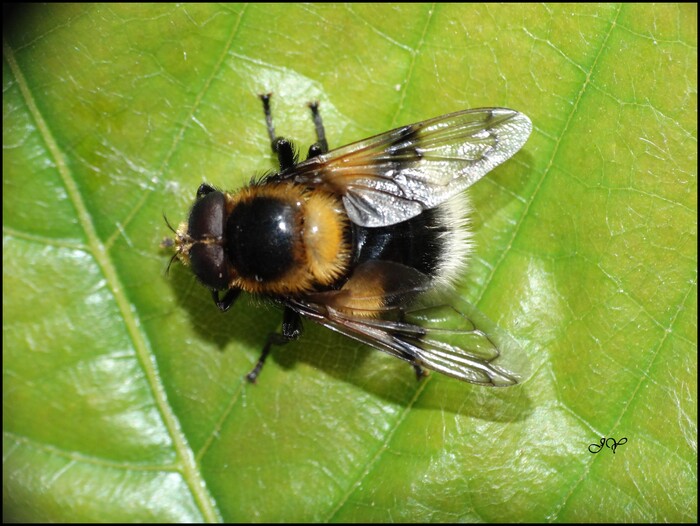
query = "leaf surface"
xmin=3 ymin=4 xmax=696 ymax=522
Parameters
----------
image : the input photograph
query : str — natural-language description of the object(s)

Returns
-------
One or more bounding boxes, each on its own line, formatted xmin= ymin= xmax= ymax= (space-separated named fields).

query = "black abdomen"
xmin=351 ymin=208 xmax=447 ymax=278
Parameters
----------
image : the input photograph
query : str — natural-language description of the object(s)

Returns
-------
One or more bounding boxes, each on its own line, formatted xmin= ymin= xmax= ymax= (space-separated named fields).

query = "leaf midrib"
xmin=4 ymin=37 xmax=220 ymax=522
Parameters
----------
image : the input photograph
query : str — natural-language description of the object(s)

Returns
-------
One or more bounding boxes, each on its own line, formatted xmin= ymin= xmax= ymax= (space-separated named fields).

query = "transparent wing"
xmin=400 ymin=297 xmax=529 ymax=385
xmin=289 ymin=261 xmax=526 ymax=386
xmin=289 ymin=108 xmax=532 ymax=227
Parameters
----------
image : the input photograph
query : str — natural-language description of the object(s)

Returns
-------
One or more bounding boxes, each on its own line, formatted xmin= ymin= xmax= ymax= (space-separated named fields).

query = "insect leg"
xmin=306 ymin=101 xmax=329 ymax=157
xmin=412 ymin=363 xmax=428 ymax=380
xmin=397 ymin=340 xmax=428 ymax=381
xmin=259 ymin=93 xmax=277 ymax=146
xmin=395 ymin=308 xmax=427 ymax=380
xmin=259 ymin=93 xmax=296 ymax=170
xmin=246 ymin=307 xmax=303 ymax=383
xmin=211 ymin=288 xmax=241 ymax=312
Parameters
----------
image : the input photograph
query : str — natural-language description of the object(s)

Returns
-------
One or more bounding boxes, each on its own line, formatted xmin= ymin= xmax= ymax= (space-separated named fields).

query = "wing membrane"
xmin=289 ymin=108 xmax=532 ymax=226
xmin=290 ymin=298 xmax=520 ymax=386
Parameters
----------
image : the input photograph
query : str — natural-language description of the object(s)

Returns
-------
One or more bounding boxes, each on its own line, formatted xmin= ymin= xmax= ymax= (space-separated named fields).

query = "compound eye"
xmin=188 ymin=191 xmax=225 ymax=240
xmin=196 ymin=183 xmax=217 ymax=199
xmin=189 ymin=244 xmax=230 ymax=290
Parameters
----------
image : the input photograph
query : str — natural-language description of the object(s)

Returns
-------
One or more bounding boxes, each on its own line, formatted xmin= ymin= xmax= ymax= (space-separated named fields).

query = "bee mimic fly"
xmin=165 ymin=94 xmax=532 ymax=386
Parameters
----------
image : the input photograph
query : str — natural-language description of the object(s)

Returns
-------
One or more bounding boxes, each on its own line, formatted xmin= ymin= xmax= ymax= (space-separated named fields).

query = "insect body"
xmin=167 ymin=94 xmax=532 ymax=385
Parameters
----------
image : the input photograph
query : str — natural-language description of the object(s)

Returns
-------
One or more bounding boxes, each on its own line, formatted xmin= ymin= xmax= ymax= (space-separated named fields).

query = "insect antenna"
xmin=164 ymin=251 xmax=180 ymax=276
xmin=161 ymin=212 xmax=181 ymax=276
xmin=162 ymin=212 xmax=177 ymax=234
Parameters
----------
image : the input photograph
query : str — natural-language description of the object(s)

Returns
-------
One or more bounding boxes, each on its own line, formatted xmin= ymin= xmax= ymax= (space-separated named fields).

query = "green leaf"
xmin=3 ymin=3 xmax=696 ymax=522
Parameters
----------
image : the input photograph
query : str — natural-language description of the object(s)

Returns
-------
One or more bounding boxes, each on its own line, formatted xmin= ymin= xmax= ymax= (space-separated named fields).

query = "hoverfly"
xmin=165 ymin=94 xmax=532 ymax=386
